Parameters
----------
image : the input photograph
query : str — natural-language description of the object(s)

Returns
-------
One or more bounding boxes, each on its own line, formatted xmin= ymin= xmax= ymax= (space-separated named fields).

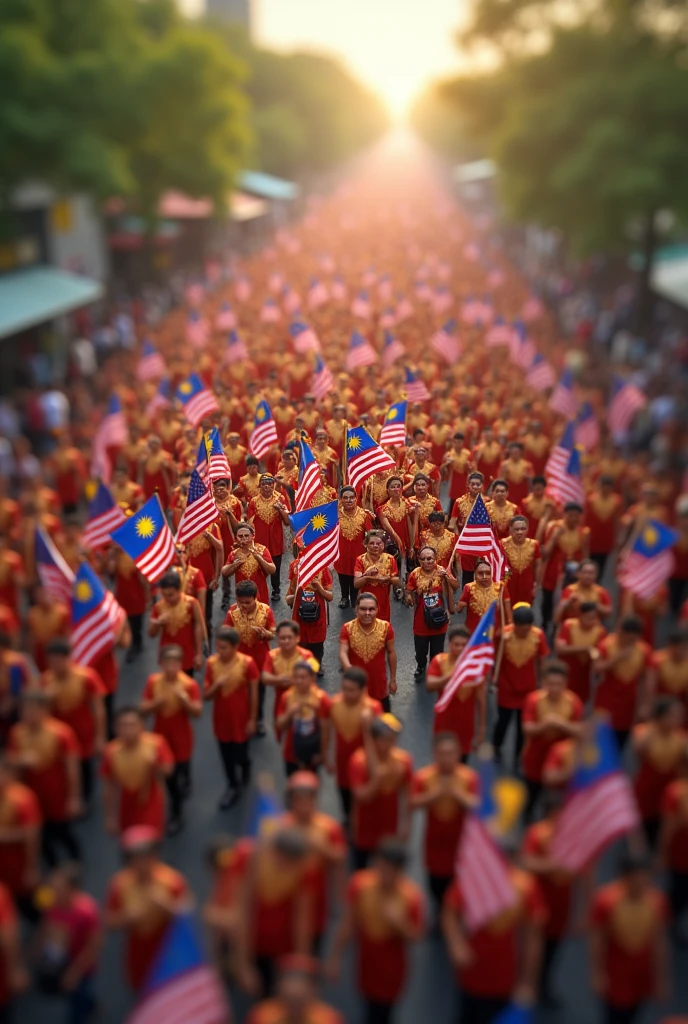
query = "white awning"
xmin=0 ymin=266 xmax=104 ymax=339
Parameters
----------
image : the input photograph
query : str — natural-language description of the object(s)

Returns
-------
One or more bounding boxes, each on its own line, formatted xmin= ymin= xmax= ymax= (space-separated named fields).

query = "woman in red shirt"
xmin=427 ymin=626 xmax=487 ymax=756
xmin=286 ymin=558 xmax=333 ymax=670
xmin=222 ymin=522 xmax=275 ymax=605
xmin=353 ymin=530 xmax=400 ymax=623
xmin=405 ymin=546 xmax=459 ymax=681
xmin=335 ymin=487 xmax=373 ymax=609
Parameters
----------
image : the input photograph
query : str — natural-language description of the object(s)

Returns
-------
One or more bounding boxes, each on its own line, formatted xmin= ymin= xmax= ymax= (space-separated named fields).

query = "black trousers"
xmin=42 ymin=820 xmax=81 ymax=868
xmin=257 ymin=681 xmax=266 ymax=723
xmin=604 ymin=1004 xmax=641 ymax=1024
xmin=461 ymin=569 xmax=475 ymax=587
xmin=428 ymin=873 xmax=452 ymax=910
xmin=166 ymin=761 xmax=190 ymax=820
xmin=413 ymin=632 xmax=446 ymax=673
xmin=352 ymin=846 xmax=371 ymax=871
xmin=458 ymin=993 xmax=508 ymax=1024
xmin=669 ymin=869 xmax=688 ymax=921
xmin=380 ymin=696 xmax=391 ymax=713
xmin=218 ymin=740 xmax=250 ymax=789
xmin=524 ymin=778 xmax=542 ymax=822
xmin=338 ymin=572 xmax=357 ymax=605
xmin=80 ymin=758 xmax=94 ymax=805
xmin=205 ymin=587 xmax=214 ymax=633
xmin=613 ymin=729 xmax=630 ymax=753
xmin=365 ymin=1001 xmax=394 ymax=1024
xmin=669 ymin=575 xmax=688 ymax=615
xmin=590 ymin=552 xmax=609 ymax=579
xmin=128 ymin=612 xmax=143 ymax=651
xmin=339 ymin=785 xmax=352 ymax=825
xmin=303 ymin=640 xmax=325 ymax=670
xmin=272 ymin=555 xmax=282 ymax=595
xmin=493 ymin=706 xmax=524 ymax=767
xmin=104 ymin=692 xmax=116 ymax=741
xmin=540 ymin=935 xmax=561 ymax=1000
xmin=541 ymin=588 xmax=555 ymax=634
xmin=255 ymin=955 xmax=277 ymax=998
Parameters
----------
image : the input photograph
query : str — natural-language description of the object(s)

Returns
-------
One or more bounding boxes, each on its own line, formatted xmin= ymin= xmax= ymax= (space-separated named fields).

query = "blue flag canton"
xmin=143 ymin=914 xmax=205 ymax=995
xmin=112 ymin=496 xmax=166 ymax=558
xmin=576 ymin=401 xmax=594 ymax=423
xmin=254 ymin=399 xmax=272 ymax=425
xmin=558 ymin=420 xmax=576 ymax=450
xmin=105 ymin=394 xmax=122 ymax=416
xmin=314 ymin=355 xmax=326 ymax=373
xmin=186 ymin=470 xmax=208 ymax=505
xmin=559 ymin=368 xmax=574 ymax=388
xmin=471 ymin=602 xmax=496 ymax=649
xmin=228 ymin=329 xmax=241 ymax=345
xmin=443 ymin=319 xmax=457 ymax=334
xmin=141 ymin=339 xmax=156 ymax=357
xmin=385 ymin=401 xmax=406 ymax=423
xmin=383 ymin=330 xmax=396 ymax=347
xmin=298 ymin=439 xmax=316 ymax=474
xmin=35 ymin=529 xmax=58 ymax=566
xmin=289 ymin=499 xmax=339 ymax=544
xmin=177 ymin=374 xmax=205 ymax=403
xmin=204 ymin=427 xmax=223 ymax=456
xmin=465 ymin=494 xmax=491 ymax=526
xmin=72 ymin=564 xmax=107 ymax=624
xmin=569 ymin=719 xmax=622 ymax=794
xmin=350 ymin=330 xmax=367 ymax=348
xmin=196 ymin=438 xmax=208 ymax=466
xmin=289 ymin=321 xmax=308 ymax=337
xmin=88 ymin=482 xmax=115 ymax=518
xmin=565 ymin=447 xmax=582 ymax=477
xmin=346 ymin=425 xmax=378 ymax=458
xmin=403 ymin=367 xmax=419 ymax=384
xmin=632 ymin=519 xmax=678 ymax=557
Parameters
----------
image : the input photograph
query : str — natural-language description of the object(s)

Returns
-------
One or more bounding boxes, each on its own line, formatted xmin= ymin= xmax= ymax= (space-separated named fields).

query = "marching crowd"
xmin=0 ymin=154 xmax=687 ymax=1024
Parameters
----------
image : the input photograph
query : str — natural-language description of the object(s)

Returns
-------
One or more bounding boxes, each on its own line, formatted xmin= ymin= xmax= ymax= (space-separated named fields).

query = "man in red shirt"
xmin=349 ymin=715 xmax=413 ymax=870
xmin=105 ymin=826 xmax=189 ymax=991
xmin=204 ymin=625 xmax=260 ymax=809
xmin=247 ymin=955 xmax=345 ymax=1024
xmin=0 ymin=754 xmax=41 ymax=918
xmin=7 ymin=691 xmax=81 ymax=867
xmin=327 ymin=837 xmax=425 ymax=1024
xmin=339 ymin=593 xmax=397 ymax=712
xmin=100 ymin=707 xmax=173 ymax=840
xmin=632 ymin=697 xmax=686 ymax=849
xmin=411 ymin=732 xmax=478 ymax=910
xmin=590 ymin=853 xmax=669 ymax=1024
xmin=140 ymin=644 xmax=202 ymax=836
xmin=275 ymin=661 xmax=332 ymax=775
xmin=0 ymin=880 xmax=27 ymax=1018
xmin=148 ymin=571 xmax=204 ymax=676
xmin=595 ymin=616 xmax=653 ymax=752
xmin=659 ymin=769 xmax=688 ymax=940
xmin=327 ymin=666 xmax=383 ymax=825
xmin=426 ymin=625 xmax=487 ymax=756
xmin=585 ymin=474 xmax=622 ymax=579
xmin=554 ymin=601 xmax=607 ymax=703
xmin=493 ymin=604 xmax=549 ymax=770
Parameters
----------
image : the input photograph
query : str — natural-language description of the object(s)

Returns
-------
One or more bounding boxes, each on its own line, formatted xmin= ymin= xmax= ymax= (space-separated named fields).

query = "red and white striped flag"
xmin=395 ymin=295 xmax=414 ymax=323
xmin=260 ymin=297 xmax=281 ymax=324
xmin=35 ymin=528 xmax=75 ymax=604
xmin=82 ymin=482 xmax=127 ymax=550
xmin=379 ymin=401 xmax=407 ymax=448
xmin=312 ymin=356 xmax=335 ymax=403
xmin=608 ymin=377 xmax=646 ymax=436
xmin=345 ymin=332 xmax=377 ymax=372
xmin=429 ymin=320 xmax=460 ymax=365
xmin=307 ymin=279 xmax=329 ymax=309
xmin=574 ymin=403 xmax=600 ymax=451
xmin=526 ymin=354 xmax=556 ymax=391
xmin=289 ymin=321 xmax=321 ymax=354
xmin=382 ymin=331 xmax=405 ymax=369
xmin=204 ymin=428 xmax=232 ymax=482
xmin=455 ymin=813 xmax=517 ymax=933
xmin=549 ymin=369 xmax=577 ymax=417
xmin=351 ymin=291 xmax=372 ymax=319
xmin=548 ymin=447 xmax=585 ymax=507
xmin=617 ymin=520 xmax=678 ymax=598
xmin=91 ymin=395 xmax=128 ymax=483
xmin=176 ymin=470 xmax=219 ymax=546
xmin=403 ymin=367 xmax=430 ymax=403
xmin=454 ymin=495 xmax=506 ymax=580
xmin=435 ymin=602 xmax=496 ymax=712
xmin=71 ymin=564 xmax=126 ymax=666
xmin=186 ymin=312 xmax=208 ymax=349
xmin=295 ymin=440 xmax=323 ymax=513
xmin=215 ymin=303 xmax=236 ymax=331
xmin=249 ymin=400 xmax=279 ymax=460
xmin=136 ymin=341 xmax=165 ymax=382
xmin=485 ymin=318 xmax=513 ymax=348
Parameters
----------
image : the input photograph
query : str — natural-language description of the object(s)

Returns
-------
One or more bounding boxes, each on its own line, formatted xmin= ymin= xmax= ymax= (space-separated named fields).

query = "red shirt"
xmin=0 ymin=781 xmax=41 ymax=896
xmin=444 ymin=868 xmax=547 ymax=998
xmin=556 ymin=619 xmax=607 ymax=703
xmin=585 ymin=492 xmax=622 ymax=554
xmin=521 ymin=689 xmax=582 ymax=782
xmin=274 ymin=684 xmax=331 ymax=764
xmin=349 ymin=747 xmax=413 ymax=852
xmin=406 ymin=567 xmax=450 ymax=637
xmin=113 ymin=553 xmax=147 ymax=617
xmin=247 ymin=1001 xmax=344 ymax=1024
xmin=652 ymin=649 xmax=688 ymax=714
xmin=224 ymin=602 xmax=276 ymax=671
xmin=288 ymin=562 xmax=332 ymax=644
xmin=203 ymin=652 xmax=260 ymax=742
xmin=106 ymin=863 xmax=188 ymax=990
xmin=497 ymin=626 xmax=549 ymax=710
xmin=329 ymin=694 xmax=383 ymax=786
xmin=348 ymin=870 xmax=424 ymax=1003
xmin=142 ymin=672 xmax=200 ymax=763
xmin=150 ymin=595 xmax=201 ymax=670
xmin=275 ymin=810 xmax=347 ymax=934
xmin=522 ymin=819 xmax=573 ymax=938
xmin=459 ymin=581 xmax=507 ymax=634
xmin=353 ymin=553 xmax=398 ymax=622
xmin=594 ymin=636 xmax=652 ymax=731
xmin=339 ymin=619 xmax=394 ymax=701
xmin=661 ymin=779 xmax=688 ymax=872
xmin=8 ymin=718 xmax=79 ymax=822
xmin=502 ymin=537 xmax=540 ymax=607
xmin=632 ymin=724 xmax=687 ymax=821
xmin=591 ymin=882 xmax=667 ymax=1009
xmin=43 ymin=893 xmax=100 ymax=977
xmin=185 ymin=524 xmax=221 ymax=586
xmin=0 ymin=883 xmax=17 ymax=1009
xmin=412 ymin=764 xmax=478 ymax=876
xmin=40 ymin=666 xmax=105 ymax=759
xmin=247 ymin=495 xmax=286 ymax=557
xmin=428 ymin=652 xmax=482 ymax=752
xmin=100 ymin=733 xmax=174 ymax=838
xmin=225 ymin=543 xmax=274 ymax=604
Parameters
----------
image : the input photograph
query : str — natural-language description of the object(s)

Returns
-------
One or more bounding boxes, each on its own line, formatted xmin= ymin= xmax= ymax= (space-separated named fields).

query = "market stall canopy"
xmin=237 ymin=170 xmax=300 ymax=202
xmin=0 ymin=266 xmax=104 ymax=339
xmin=650 ymin=244 xmax=688 ymax=311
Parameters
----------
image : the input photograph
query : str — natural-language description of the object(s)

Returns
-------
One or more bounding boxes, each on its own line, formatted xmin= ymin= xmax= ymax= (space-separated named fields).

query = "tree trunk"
xmin=635 ymin=211 xmax=657 ymax=335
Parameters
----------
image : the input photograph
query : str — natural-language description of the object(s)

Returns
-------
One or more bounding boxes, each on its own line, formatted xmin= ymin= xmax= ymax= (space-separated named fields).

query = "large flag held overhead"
xmin=382 ymin=330 xmax=405 ymax=369
xmin=92 ymin=394 xmax=128 ymax=483
xmin=137 ymin=340 xmax=165 ymax=382
xmin=176 ymin=470 xmax=220 ymax=547
xmin=574 ymin=402 xmax=600 ymax=451
xmin=454 ymin=495 xmax=506 ymax=580
xmin=435 ymin=602 xmax=497 ymax=712
xmin=379 ymin=401 xmax=407 ymax=448
xmin=176 ymin=375 xmax=219 ymax=429
xmin=345 ymin=331 xmax=377 ymax=372
xmin=82 ymin=482 xmax=127 ymax=550
xmin=295 ymin=439 xmax=323 ymax=513
xmin=549 ymin=368 xmax=577 ymax=417
xmin=111 ymin=495 xmax=176 ymax=584
xmin=429 ymin=320 xmax=460 ymax=364
xmin=402 ymin=367 xmax=430 ymax=403
xmin=71 ymin=563 xmax=126 ymax=666
xmin=608 ymin=376 xmax=646 ymax=436
xmin=617 ymin=519 xmax=678 ymax=598
xmin=311 ymin=355 xmax=335 ymax=402
xmin=204 ymin=428 xmax=232 ymax=482
xmin=346 ymin=425 xmax=396 ymax=491
xmin=249 ymin=400 xmax=279 ymax=460
xmin=195 ymin=438 xmax=209 ymax=484
xmin=289 ymin=321 xmax=321 ymax=354
xmin=289 ymin=500 xmax=341 ymax=590
xmin=35 ymin=528 xmax=75 ymax=604
xmin=127 ymin=913 xmax=230 ymax=1024
xmin=548 ymin=446 xmax=585 ymax=507
xmin=551 ymin=719 xmax=640 ymax=873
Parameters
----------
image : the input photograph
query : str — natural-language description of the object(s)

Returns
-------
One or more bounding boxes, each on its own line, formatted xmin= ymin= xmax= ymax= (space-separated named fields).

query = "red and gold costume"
xmin=522 ymin=818 xmax=573 ymax=940
xmin=585 ymin=490 xmax=622 ymax=557
xmin=555 ymin=617 xmax=607 ymax=703
xmin=141 ymin=671 xmax=201 ymax=763
xmin=446 ymin=448 xmax=475 ymax=503
xmin=458 ymin=580 xmax=507 ymax=635
xmin=652 ymin=647 xmax=688 ymax=714
xmin=247 ymin=494 xmax=286 ymax=559
xmin=594 ymin=635 xmax=653 ymax=733
xmin=40 ymin=665 xmax=105 ymax=759
xmin=100 ymin=732 xmax=173 ymax=837
xmin=150 ymin=594 xmax=201 ymax=671
xmin=497 ymin=625 xmax=549 ymax=710
xmin=353 ymin=552 xmax=398 ymax=622
xmin=335 ymin=507 xmax=372 ymax=576
xmin=485 ymin=498 xmax=520 ymax=540
xmin=503 ymin=536 xmax=540 ymax=606
xmin=224 ymin=543 xmax=274 ymax=605
xmin=8 ymin=717 xmax=79 ymax=823
xmin=412 ymin=763 xmax=478 ymax=878
xmin=419 ymin=528 xmax=456 ymax=570
xmin=223 ymin=601 xmax=275 ymax=671
xmin=499 ymin=458 xmax=533 ymax=507
xmin=406 ymin=567 xmax=450 ymax=638
xmin=203 ymin=651 xmax=259 ymax=743
xmin=632 ymin=721 xmax=687 ymax=824
xmin=274 ymin=683 xmax=331 ymax=765
xmin=329 ymin=693 xmax=383 ymax=787
xmin=521 ymin=688 xmax=582 ymax=782
xmin=26 ymin=602 xmax=70 ymax=672
xmin=349 ymin=745 xmax=413 ymax=853
xmin=542 ymin=521 xmax=590 ymax=591
xmin=0 ymin=781 xmax=41 ymax=897
xmin=339 ymin=619 xmax=394 ymax=702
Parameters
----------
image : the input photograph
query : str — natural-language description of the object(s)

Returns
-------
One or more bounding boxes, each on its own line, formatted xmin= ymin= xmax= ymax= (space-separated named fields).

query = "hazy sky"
xmin=180 ymin=0 xmax=467 ymax=118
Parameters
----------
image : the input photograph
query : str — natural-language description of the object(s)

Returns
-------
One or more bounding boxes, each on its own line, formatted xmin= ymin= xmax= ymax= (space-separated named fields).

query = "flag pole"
xmin=341 ymin=422 xmax=349 ymax=487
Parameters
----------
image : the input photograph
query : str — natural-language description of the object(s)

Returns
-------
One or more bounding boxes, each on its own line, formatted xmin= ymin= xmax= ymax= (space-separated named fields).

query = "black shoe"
xmin=414 ymin=668 xmax=425 ymax=682
xmin=317 ymin=667 xmax=325 ymax=678
xmin=167 ymin=815 xmax=183 ymax=837
xmin=219 ymin=787 xmax=240 ymax=810
xmin=255 ymin=721 xmax=266 ymax=737
xmin=125 ymin=648 xmax=136 ymax=663
xmin=271 ymin=591 xmax=281 ymax=602
xmin=221 ymin=596 xmax=230 ymax=611
xmin=338 ymin=598 xmax=349 ymax=609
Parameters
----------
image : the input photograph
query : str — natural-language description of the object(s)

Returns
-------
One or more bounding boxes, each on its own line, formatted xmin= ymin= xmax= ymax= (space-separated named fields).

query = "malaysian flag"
xmin=204 ymin=427 xmax=232 ymax=482
xmin=137 ymin=340 xmax=165 ymax=382
xmin=608 ymin=376 xmax=646 ymax=436
xmin=331 ymin=276 xmax=347 ymax=302
xmin=345 ymin=331 xmax=377 ymax=372
xmin=455 ymin=755 xmax=518 ymax=933
xmin=526 ymin=354 xmax=556 ymax=392
xmin=71 ymin=563 xmax=126 ymax=666
xmin=351 ymin=291 xmax=372 ymax=319
xmin=485 ymin=317 xmax=513 ymax=348
xmin=574 ymin=402 xmax=600 ymax=451
xmin=260 ymin=297 xmax=281 ymax=324
xmin=127 ymin=913 xmax=230 ymax=1024
xmin=510 ymin=323 xmax=535 ymax=369
xmin=617 ymin=520 xmax=678 ymax=598
xmin=145 ymin=379 xmax=171 ymax=419
xmin=382 ymin=330 xmax=405 ymax=369
xmin=433 ymin=285 xmax=453 ymax=314
xmin=454 ymin=495 xmax=506 ymax=580
xmin=195 ymin=438 xmax=209 ymax=484
xmin=551 ymin=719 xmax=640 ymax=873
xmin=548 ymin=446 xmax=585 ymax=507
xmin=289 ymin=321 xmax=321 ymax=354
xmin=307 ymin=278 xmax=329 ymax=310
xmin=549 ymin=369 xmax=577 ymax=417
xmin=435 ymin=602 xmax=496 ymax=712
xmin=36 ymin=528 xmax=75 ymax=604
xmin=545 ymin=421 xmax=576 ymax=484
xmin=176 ymin=374 xmax=219 ymax=429
xmin=429 ymin=320 xmax=460 ymax=364
xmin=395 ymin=295 xmax=414 ymax=323
xmin=249 ymin=400 xmax=279 ymax=460
xmin=82 ymin=482 xmax=127 ymax=550
xmin=111 ymin=495 xmax=177 ymax=584
xmin=346 ymin=425 xmax=396 ymax=491
xmin=379 ymin=401 xmax=407 ymax=448
xmin=403 ymin=367 xmax=430 ymax=403
xmin=295 ymin=439 xmax=323 ymax=512
xmin=186 ymin=311 xmax=208 ymax=349
xmin=312 ymin=355 xmax=335 ymax=402
xmin=176 ymin=470 xmax=220 ymax=546
xmin=215 ymin=301 xmax=236 ymax=332
xmin=91 ymin=394 xmax=128 ymax=484
xmin=288 ymin=500 xmax=340 ymax=590
xmin=224 ymin=330 xmax=248 ymax=363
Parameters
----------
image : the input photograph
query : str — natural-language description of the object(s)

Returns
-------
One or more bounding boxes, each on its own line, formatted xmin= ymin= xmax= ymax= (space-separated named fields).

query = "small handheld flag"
xmin=71 ymin=563 xmax=126 ymax=666
xmin=176 ymin=470 xmax=219 ymax=547
xmin=249 ymin=400 xmax=279 ymax=460
xmin=526 ymin=353 xmax=556 ymax=392
xmin=111 ymin=495 xmax=176 ymax=583
xmin=312 ymin=355 xmax=334 ymax=402
xmin=82 ymin=482 xmax=127 ymax=550
xmin=403 ymin=367 xmax=430 ymax=403
xmin=295 ymin=440 xmax=323 ymax=513
xmin=548 ymin=446 xmax=585 ymax=507
xmin=435 ymin=602 xmax=497 ymax=712
xmin=345 ymin=331 xmax=377 ymax=372
xmin=185 ymin=311 xmax=208 ymax=349
xmin=289 ymin=321 xmax=321 ymax=354
xmin=617 ymin=519 xmax=678 ymax=598
xmin=92 ymin=394 xmax=128 ymax=483
xmin=224 ymin=330 xmax=248 ymax=363
xmin=549 ymin=368 xmax=577 ymax=417
xmin=545 ymin=421 xmax=575 ymax=485
xmin=204 ymin=428 xmax=232 ymax=482
xmin=289 ymin=500 xmax=341 ymax=590
xmin=215 ymin=301 xmax=236 ymax=332
xmin=609 ymin=376 xmax=646 ymax=436
xmin=379 ymin=401 xmax=407 ymax=448
xmin=260 ymin=297 xmax=281 ymax=323
xmin=381 ymin=330 xmax=405 ymax=369
xmin=176 ymin=375 xmax=219 ymax=429
xmin=455 ymin=495 xmax=506 ymax=580
xmin=351 ymin=290 xmax=372 ymax=319
xmin=346 ymin=425 xmax=396 ymax=491
xmin=137 ymin=340 xmax=165 ymax=382
xmin=429 ymin=320 xmax=460 ymax=364
xmin=145 ymin=379 xmax=171 ymax=420
xmin=35 ymin=528 xmax=75 ymax=604
xmin=574 ymin=402 xmax=600 ymax=451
